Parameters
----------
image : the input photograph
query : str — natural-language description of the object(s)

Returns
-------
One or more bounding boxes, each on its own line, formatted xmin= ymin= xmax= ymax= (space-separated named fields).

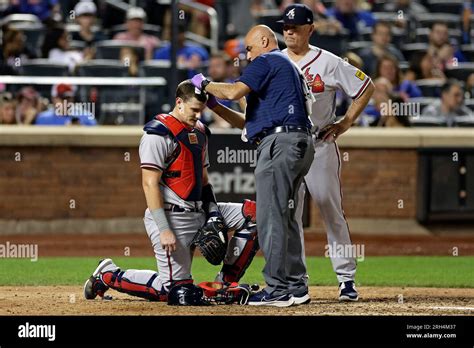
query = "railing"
xmin=0 ymin=76 xmax=167 ymax=125
xmin=104 ymin=0 xmax=219 ymax=54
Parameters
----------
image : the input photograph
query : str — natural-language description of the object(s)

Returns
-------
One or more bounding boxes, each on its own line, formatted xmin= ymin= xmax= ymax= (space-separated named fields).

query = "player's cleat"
xmin=247 ymin=290 xmax=295 ymax=307
xmin=83 ymin=258 xmax=116 ymax=300
xmin=339 ymin=281 xmax=359 ymax=302
xmin=292 ymin=290 xmax=311 ymax=305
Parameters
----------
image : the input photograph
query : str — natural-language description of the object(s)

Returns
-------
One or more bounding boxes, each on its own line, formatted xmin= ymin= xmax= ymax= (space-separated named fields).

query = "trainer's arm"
xmin=205 ymin=81 xmax=251 ymax=100
xmin=141 ymin=168 xmax=176 ymax=252
xmin=210 ymin=103 xmax=246 ymax=130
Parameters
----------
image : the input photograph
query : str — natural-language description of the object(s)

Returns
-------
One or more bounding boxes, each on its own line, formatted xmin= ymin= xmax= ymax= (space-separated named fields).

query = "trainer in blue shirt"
xmin=191 ymin=25 xmax=315 ymax=307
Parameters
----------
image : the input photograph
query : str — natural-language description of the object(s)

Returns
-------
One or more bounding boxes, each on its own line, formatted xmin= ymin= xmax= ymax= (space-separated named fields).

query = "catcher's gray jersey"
xmin=139 ymin=132 xmax=210 ymax=209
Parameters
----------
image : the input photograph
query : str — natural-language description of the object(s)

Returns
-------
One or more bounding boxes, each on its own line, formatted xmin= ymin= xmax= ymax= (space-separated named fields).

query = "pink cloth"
xmin=114 ymin=32 xmax=160 ymax=59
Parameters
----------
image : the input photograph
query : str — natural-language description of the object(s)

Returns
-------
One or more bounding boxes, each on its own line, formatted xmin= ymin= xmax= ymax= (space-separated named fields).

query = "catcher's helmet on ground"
xmin=167 ymin=283 xmax=208 ymax=306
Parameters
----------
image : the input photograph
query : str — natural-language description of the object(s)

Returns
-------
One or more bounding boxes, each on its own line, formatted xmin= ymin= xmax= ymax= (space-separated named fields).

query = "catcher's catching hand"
xmin=191 ymin=213 xmax=228 ymax=265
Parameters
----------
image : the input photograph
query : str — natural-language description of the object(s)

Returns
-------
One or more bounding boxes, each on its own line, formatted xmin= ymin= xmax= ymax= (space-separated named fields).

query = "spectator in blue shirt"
xmin=35 ymin=83 xmax=97 ymax=126
xmin=6 ymin=0 xmax=60 ymax=21
xmin=375 ymin=54 xmax=422 ymax=99
xmin=191 ymin=25 xmax=315 ymax=307
xmin=325 ymin=0 xmax=375 ymax=40
xmin=154 ymin=28 xmax=209 ymax=73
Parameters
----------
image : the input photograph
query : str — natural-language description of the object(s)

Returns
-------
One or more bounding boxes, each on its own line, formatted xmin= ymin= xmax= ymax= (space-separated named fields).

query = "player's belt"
xmin=163 ymin=203 xmax=202 ymax=213
xmin=254 ymin=125 xmax=311 ymax=144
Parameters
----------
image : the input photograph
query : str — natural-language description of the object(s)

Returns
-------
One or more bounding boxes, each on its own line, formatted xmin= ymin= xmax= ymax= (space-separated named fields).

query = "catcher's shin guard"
xmin=218 ymin=224 xmax=259 ymax=283
xmin=100 ymin=270 xmax=169 ymax=302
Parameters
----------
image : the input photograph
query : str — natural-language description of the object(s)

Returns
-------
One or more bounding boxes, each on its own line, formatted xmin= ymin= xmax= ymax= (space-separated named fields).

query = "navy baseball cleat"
xmin=247 ymin=290 xmax=295 ymax=307
xmin=292 ymin=290 xmax=311 ymax=305
xmin=83 ymin=258 xmax=115 ymax=300
xmin=339 ymin=281 xmax=359 ymax=301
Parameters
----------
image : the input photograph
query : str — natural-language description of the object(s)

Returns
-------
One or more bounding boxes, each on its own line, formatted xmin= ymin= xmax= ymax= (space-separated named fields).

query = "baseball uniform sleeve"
xmin=238 ymin=56 xmax=271 ymax=93
xmin=139 ymin=133 xmax=174 ymax=171
xmin=333 ymin=58 xmax=371 ymax=99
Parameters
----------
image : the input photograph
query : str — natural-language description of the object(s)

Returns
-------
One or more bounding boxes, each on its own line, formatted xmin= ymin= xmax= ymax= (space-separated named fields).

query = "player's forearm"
xmin=344 ymin=81 xmax=375 ymax=125
xmin=206 ymin=82 xmax=245 ymax=100
xmin=143 ymin=183 xmax=173 ymax=232
xmin=142 ymin=181 xmax=164 ymax=211
xmin=211 ymin=103 xmax=246 ymax=129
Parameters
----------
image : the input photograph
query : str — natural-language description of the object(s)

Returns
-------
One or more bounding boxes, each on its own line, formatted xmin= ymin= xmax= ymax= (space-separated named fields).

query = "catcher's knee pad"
xmin=101 ymin=270 xmax=168 ymax=302
xmin=242 ymin=199 xmax=256 ymax=224
xmin=218 ymin=225 xmax=259 ymax=283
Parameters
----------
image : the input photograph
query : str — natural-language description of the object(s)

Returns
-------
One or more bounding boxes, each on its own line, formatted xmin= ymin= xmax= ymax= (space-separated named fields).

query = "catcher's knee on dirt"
xmin=100 ymin=270 xmax=180 ymax=302
xmin=217 ymin=224 xmax=259 ymax=283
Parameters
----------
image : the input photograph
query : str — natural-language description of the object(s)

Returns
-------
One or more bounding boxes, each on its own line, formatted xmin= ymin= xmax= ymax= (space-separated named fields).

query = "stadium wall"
xmin=0 ymin=127 xmax=473 ymax=235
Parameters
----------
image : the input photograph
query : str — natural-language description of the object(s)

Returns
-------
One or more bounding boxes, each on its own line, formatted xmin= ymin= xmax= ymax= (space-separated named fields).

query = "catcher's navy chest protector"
xmin=144 ymin=114 xmax=209 ymax=201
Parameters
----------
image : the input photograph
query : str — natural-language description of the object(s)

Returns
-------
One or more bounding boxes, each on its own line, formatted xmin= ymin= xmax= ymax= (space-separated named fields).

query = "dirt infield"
xmin=2 ymin=233 xmax=474 ymax=256
xmin=0 ymin=286 xmax=473 ymax=316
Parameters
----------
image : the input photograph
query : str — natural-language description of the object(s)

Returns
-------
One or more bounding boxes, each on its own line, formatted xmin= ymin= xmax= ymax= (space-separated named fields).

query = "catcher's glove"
xmin=191 ymin=214 xmax=228 ymax=265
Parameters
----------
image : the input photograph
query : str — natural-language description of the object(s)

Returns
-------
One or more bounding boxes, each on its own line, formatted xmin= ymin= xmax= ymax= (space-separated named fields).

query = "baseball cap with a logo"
xmin=277 ymin=4 xmax=314 ymax=25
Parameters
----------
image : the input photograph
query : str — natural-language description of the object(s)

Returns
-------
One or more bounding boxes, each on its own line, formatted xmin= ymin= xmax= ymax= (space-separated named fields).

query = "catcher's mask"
xmin=167 ymin=283 xmax=208 ymax=306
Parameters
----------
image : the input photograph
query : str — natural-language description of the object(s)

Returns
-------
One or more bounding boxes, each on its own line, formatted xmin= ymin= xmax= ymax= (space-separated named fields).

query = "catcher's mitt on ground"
xmin=190 ymin=214 xmax=228 ymax=265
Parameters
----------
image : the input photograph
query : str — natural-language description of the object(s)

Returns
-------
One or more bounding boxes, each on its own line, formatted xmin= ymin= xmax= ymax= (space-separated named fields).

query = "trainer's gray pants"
xmin=255 ymin=132 xmax=314 ymax=296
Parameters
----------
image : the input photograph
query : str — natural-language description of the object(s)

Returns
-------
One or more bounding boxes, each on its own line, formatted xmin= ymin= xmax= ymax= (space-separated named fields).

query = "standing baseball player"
xmin=83 ymin=80 xmax=259 ymax=302
xmin=191 ymin=25 xmax=315 ymax=307
xmin=280 ymin=4 xmax=375 ymax=301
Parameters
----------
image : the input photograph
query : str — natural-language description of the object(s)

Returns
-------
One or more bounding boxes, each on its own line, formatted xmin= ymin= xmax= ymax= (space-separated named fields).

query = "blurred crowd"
xmin=0 ymin=0 xmax=473 ymax=127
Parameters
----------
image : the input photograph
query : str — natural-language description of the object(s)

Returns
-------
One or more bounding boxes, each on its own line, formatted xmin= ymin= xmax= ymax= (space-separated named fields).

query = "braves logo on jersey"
xmin=304 ymin=67 xmax=325 ymax=94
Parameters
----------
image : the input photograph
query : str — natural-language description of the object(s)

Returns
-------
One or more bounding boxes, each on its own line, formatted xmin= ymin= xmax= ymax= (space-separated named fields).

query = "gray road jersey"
xmin=282 ymin=45 xmax=371 ymax=131
xmin=139 ymin=132 xmax=209 ymax=208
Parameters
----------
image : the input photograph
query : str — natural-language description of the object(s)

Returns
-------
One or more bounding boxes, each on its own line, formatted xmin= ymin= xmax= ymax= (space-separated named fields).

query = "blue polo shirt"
xmin=238 ymin=49 xmax=311 ymax=142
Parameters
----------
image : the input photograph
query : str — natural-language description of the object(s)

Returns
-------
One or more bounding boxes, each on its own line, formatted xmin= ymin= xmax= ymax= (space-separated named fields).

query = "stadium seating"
xmin=65 ymin=23 xmax=104 ymax=38
xmin=76 ymin=60 xmax=130 ymax=77
xmin=7 ymin=22 xmax=45 ymax=58
xmin=19 ymin=59 xmax=69 ymax=76
xmin=359 ymin=27 xmax=407 ymax=47
xmin=401 ymin=43 xmax=430 ymax=62
xmin=465 ymin=99 xmax=474 ymax=112
xmin=426 ymin=0 xmax=464 ymax=15
xmin=445 ymin=63 xmax=474 ymax=82
xmin=310 ymin=31 xmax=349 ymax=57
xmin=95 ymin=40 xmax=146 ymax=61
xmin=347 ymin=41 xmax=372 ymax=56
xmin=370 ymin=0 xmax=387 ymax=12
xmin=371 ymin=12 xmax=405 ymax=26
xmin=415 ymin=28 xmax=462 ymax=45
xmin=410 ymin=115 xmax=447 ymax=127
xmin=415 ymin=79 xmax=445 ymax=98
xmin=408 ymin=97 xmax=439 ymax=114
xmin=415 ymin=13 xmax=461 ymax=29
xmin=454 ymin=116 xmax=474 ymax=127
xmin=70 ymin=41 xmax=87 ymax=50
xmin=461 ymin=44 xmax=474 ymax=62
xmin=139 ymin=60 xmax=189 ymax=117
xmin=0 ymin=13 xmax=40 ymax=25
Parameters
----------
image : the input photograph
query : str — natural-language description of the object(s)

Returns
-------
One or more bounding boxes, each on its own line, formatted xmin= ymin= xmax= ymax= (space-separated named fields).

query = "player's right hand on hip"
xmin=160 ymin=229 xmax=177 ymax=253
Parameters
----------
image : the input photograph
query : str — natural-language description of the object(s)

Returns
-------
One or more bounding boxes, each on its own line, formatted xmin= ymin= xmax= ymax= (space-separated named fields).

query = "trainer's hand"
xmin=191 ymin=73 xmax=206 ymax=89
xmin=206 ymin=93 xmax=219 ymax=109
xmin=160 ymin=229 xmax=177 ymax=253
xmin=321 ymin=118 xmax=352 ymax=142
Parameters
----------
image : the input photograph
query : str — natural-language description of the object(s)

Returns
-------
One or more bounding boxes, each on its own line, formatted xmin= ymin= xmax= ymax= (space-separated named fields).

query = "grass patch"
xmin=0 ymin=256 xmax=472 ymax=288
